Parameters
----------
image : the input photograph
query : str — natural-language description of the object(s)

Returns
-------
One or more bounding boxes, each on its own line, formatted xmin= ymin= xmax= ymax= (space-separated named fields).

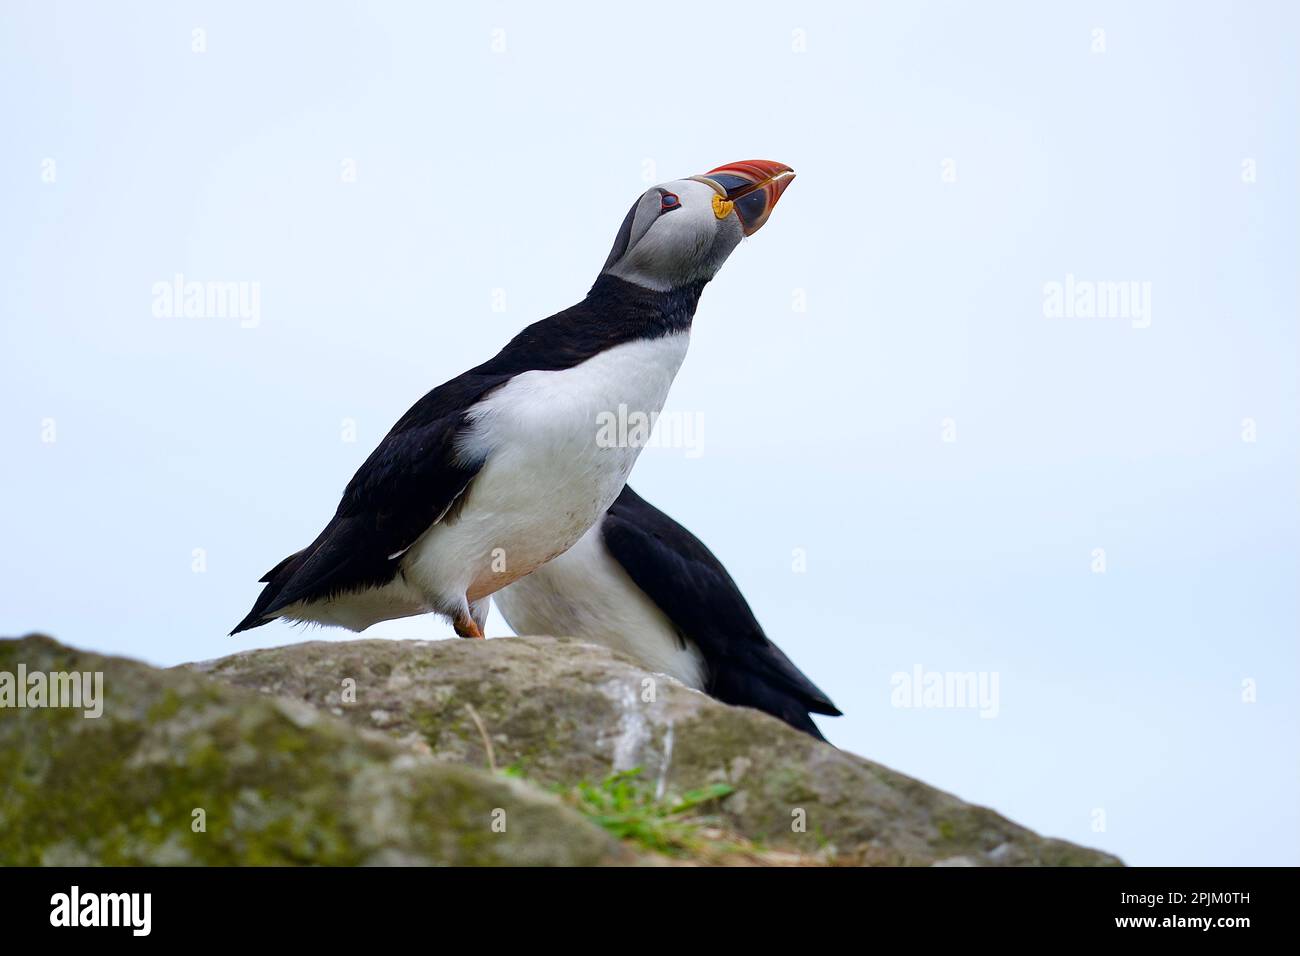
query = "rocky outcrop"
xmin=0 ymin=634 xmax=1120 ymax=866
xmin=0 ymin=635 xmax=628 ymax=865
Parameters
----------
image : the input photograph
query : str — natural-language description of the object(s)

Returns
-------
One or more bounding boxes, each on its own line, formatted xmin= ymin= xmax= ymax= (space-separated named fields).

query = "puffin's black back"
xmin=600 ymin=486 xmax=841 ymax=741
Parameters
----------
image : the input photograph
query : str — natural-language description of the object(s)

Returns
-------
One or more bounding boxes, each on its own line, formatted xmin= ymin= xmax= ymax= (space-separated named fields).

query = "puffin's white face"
xmin=601 ymin=160 xmax=795 ymax=293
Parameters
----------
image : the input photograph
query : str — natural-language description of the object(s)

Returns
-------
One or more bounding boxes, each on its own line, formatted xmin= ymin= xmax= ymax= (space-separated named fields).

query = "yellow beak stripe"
xmin=712 ymin=193 xmax=735 ymax=220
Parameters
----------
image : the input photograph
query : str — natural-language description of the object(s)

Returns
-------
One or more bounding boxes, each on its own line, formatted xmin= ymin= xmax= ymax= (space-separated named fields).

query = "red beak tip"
xmin=707 ymin=159 xmax=794 ymax=179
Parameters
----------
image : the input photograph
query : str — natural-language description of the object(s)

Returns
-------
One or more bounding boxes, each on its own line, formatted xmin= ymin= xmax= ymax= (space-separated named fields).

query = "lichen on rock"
xmin=0 ymin=635 xmax=628 ymax=866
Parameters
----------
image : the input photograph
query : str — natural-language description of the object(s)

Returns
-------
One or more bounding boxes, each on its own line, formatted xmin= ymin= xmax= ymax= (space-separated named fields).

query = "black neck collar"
xmin=585 ymin=273 xmax=708 ymax=337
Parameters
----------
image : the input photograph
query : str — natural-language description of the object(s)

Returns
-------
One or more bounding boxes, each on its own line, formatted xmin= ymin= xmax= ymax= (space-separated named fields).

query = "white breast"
xmin=401 ymin=332 xmax=691 ymax=611
xmin=494 ymin=518 xmax=708 ymax=689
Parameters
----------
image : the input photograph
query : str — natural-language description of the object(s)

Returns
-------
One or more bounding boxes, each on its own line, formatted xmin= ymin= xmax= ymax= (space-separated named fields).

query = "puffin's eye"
xmin=659 ymin=192 xmax=680 ymax=211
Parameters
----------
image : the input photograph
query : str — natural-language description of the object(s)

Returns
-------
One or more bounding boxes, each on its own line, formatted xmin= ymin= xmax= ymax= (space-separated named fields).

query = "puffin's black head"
xmin=601 ymin=159 xmax=795 ymax=292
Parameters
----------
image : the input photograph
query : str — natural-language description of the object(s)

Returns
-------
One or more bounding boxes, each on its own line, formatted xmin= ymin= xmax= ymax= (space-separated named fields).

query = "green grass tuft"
xmin=561 ymin=768 xmax=734 ymax=856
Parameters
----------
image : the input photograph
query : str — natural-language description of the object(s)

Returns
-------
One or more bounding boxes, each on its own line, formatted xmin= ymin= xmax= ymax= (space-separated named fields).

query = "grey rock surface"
xmin=1 ymin=633 xmax=1121 ymax=866
xmin=197 ymin=634 xmax=1121 ymax=866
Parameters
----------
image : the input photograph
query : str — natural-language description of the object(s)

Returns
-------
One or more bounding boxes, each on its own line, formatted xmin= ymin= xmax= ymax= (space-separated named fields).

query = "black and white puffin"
xmin=233 ymin=160 xmax=795 ymax=639
xmin=494 ymin=486 xmax=841 ymax=741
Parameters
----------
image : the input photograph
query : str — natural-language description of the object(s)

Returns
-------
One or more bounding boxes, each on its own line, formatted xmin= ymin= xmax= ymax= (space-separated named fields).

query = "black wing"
xmin=230 ymin=369 xmax=510 ymax=634
xmin=601 ymin=486 xmax=841 ymax=740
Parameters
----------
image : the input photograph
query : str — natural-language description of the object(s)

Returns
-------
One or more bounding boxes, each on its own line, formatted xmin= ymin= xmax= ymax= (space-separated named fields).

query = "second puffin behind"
xmin=495 ymin=486 xmax=841 ymax=741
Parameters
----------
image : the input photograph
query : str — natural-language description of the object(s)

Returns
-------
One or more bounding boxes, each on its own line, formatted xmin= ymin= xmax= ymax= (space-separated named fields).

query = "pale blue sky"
xmin=2 ymin=1 xmax=1296 ymax=866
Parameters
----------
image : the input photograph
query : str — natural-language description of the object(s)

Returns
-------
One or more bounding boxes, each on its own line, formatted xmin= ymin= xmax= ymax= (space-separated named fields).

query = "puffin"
xmin=494 ymin=486 xmax=841 ymax=741
xmin=232 ymin=160 xmax=796 ymax=639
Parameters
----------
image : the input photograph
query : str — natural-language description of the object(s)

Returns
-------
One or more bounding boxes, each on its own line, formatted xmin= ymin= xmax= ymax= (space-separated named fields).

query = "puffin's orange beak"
xmin=691 ymin=160 xmax=795 ymax=236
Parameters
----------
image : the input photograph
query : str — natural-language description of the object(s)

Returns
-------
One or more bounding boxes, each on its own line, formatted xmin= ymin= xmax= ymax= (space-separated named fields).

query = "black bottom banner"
xmin=0 ymin=865 xmax=1285 ymax=943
